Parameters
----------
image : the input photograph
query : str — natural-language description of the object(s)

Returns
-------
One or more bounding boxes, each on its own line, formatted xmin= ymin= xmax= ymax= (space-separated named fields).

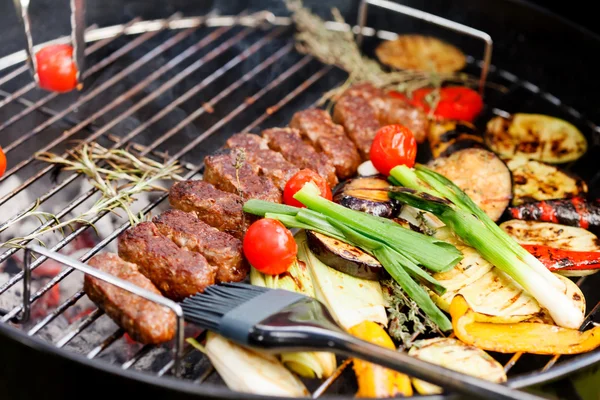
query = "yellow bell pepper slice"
xmin=348 ymin=321 xmax=413 ymax=398
xmin=450 ymin=295 xmax=600 ymax=355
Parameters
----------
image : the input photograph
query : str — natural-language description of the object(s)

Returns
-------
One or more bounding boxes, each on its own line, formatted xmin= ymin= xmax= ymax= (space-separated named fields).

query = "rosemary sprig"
xmin=0 ymin=143 xmax=184 ymax=250
xmin=286 ymin=0 xmax=481 ymax=104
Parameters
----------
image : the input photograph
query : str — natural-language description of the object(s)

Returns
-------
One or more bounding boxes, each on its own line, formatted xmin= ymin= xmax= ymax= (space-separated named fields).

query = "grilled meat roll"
xmin=84 ymin=253 xmax=176 ymax=344
xmin=262 ymin=127 xmax=338 ymax=188
xmin=204 ymin=148 xmax=282 ymax=203
xmin=342 ymin=83 xmax=428 ymax=143
xmin=168 ymin=180 xmax=250 ymax=240
xmin=225 ymin=133 xmax=300 ymax=192
xmin=290 ymin=108 xmax=361 ymax=180
xmin=333 ymin=94 xmax=381 ymax=160
xmin=118 ymin=222 xmax=217 ymax=301
xmin=225 ymin=132 xmax=269 ymax=151
xmin=153 ymin=209 xmax=249 ymax=283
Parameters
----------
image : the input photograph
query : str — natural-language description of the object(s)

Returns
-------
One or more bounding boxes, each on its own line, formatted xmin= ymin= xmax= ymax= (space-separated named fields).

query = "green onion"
xmin=243 ymin=200 xmax=300 ymax=217
xmin=414 ymin=165 xmax=565 ymax=290
xmin=389 ymin=166 xmax=585 ymax=330
xmin=324 ymin=217 xmax=445 ymax=296
xmin=292 ymin=183 xmax=463 ymax=272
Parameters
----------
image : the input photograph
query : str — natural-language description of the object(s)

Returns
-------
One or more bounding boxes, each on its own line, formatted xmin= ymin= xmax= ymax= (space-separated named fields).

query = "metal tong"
xmin=11 ymin=0 xmax=86 ymax=84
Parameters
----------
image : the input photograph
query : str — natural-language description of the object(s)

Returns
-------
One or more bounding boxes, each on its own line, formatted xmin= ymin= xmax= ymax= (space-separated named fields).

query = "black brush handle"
xmin=329 ymin=332 xmax=545 ymax=400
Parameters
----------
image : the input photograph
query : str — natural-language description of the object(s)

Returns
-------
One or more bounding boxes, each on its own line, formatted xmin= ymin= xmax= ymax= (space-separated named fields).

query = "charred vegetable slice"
xmin=450 ymin=295 xmax=600 ymax=355
xmin=333 ymin=176 xmax=399 ymax=218
xmin=427 ymin=120 xmax=486 ymax=158
xmin=428 ymin=227 xmax=541 ymax=322
xmin=427 ymin=148 xmax=512 ymax=221
xmin=306 ymin=230 xmax=385 ymax=281
xmin=500 ymin=219 xmax=600 ymax=276
xmin=506 ymin=157 xmax=587 ymax=206
xmin=408 ymin=338 xmax=507 ymax=395
xmin=506 ymin=197 xmax=600 ymax=231
xmin=485 ymin=113 xmax=587 ymax=164
xmin=375 ymin=35 xmax=466 ymax=73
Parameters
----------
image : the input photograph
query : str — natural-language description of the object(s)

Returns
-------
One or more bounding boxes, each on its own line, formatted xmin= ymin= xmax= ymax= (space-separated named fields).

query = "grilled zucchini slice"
xmin=408 ymin=338 xmax=507 ymax=395
xmin=506 ymin=156 xmax=587 ymax=205
xmin=375 ymin=35 xmax=466 ymax=73
xmin=428 ymin=148 xmax=512 ymax=221
xmin=485 ymin=113 xmax=587 ymax=163
xmin=333 ymin=176 xmax=399 ymax=218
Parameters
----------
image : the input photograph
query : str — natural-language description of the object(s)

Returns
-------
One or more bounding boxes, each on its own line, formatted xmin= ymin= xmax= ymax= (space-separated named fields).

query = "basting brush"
xmin=181 ymin=282 xmax=545 ymax=400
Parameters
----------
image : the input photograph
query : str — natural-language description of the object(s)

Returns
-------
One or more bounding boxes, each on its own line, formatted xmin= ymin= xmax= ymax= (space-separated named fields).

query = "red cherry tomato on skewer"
xmin=243 ymin=218 xmax=297 ymax=275
xmin=35 ymin=44 xmax=79 ymax=93
xmin=369 ymin=124 xmax=417 ymax=176
xmin=283 ymin=169 xmax=332 ymax=208
xmin=389 ymin=86 xmax=483 ymax=122
xmin=0 ymin=147 xmax=6 ymax=177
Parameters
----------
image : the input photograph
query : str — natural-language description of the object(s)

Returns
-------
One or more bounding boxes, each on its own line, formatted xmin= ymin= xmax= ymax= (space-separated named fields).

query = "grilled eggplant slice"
xmin=408 ymin=338 xmax=507 ymax=395
xmin=306 ymin=230 xmax=385 ymax=281
xmin=427 ymin=148 xmax=512 ymax=221
xmin=375 ymin=35 xmax=466 ymax=73
xmin=506 ymin=157 xmax=588 ymax=205
xmin=427 ymin=120 xmax=486 ymax=158
xmin=485 ymin=113 xmax=587 ymax=163
xmin=333 ymin=176 xmax=399 ymax=218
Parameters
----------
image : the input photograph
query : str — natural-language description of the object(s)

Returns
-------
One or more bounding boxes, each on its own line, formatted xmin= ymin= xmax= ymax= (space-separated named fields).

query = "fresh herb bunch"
xmin=381 ymin=279 xmax=441 ymax=349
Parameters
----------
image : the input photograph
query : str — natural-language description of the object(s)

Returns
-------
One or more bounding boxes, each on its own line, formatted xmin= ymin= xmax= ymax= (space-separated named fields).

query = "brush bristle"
xmin=181 ymin=283 xmax=269 ymax=331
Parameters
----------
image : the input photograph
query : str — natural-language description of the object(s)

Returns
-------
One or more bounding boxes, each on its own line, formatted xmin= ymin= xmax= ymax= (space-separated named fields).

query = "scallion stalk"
xmin=243 ymin=200 xmax=300 ymax=217
xmin=292 ymin=183 xmax=462 ymax=272
xmin=388 ymin=184 xmax=585 ymax=330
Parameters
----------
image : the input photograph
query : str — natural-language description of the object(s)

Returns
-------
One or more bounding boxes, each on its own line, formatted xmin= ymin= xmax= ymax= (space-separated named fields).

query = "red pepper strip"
xmin=521 ymin=244 xmax=600 ymax=271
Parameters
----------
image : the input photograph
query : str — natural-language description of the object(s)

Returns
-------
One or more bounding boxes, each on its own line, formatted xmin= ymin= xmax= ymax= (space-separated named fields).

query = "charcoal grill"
xmin=0 ymin=0 xmax=599 ymax=399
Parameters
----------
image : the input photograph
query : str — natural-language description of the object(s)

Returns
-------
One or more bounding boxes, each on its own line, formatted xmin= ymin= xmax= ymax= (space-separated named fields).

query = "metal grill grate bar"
xmin=55 ymin=308 xmax=104 ymax=348
xmin=27 ymin=290 xmax=86 ymax=336
xmin=87 ymin=328 xmax=125 ymax=359
xmin=0 ymin=64 xmax=28 ymax=87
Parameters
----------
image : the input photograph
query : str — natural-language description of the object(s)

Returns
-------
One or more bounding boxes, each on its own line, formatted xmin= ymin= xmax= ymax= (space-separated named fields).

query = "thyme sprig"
xmin=286 ymin=0 xmax=484 ymax=104
xmin=0 ymin=143 xmax=184 ymax=249
xmin=382 ymin=279 xmax=443 ymax=350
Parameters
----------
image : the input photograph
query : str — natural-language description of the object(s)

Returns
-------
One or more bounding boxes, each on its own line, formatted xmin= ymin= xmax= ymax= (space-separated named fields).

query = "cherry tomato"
xmin=0 ymin=147 xmax=6 ymax=177
xmin=243 ymin=218 xmax=297 ymax=275
xmin=369 ymin=124 xmax=417 ymax=175
xmin=35 ymin=44 xmax=78 ymax=93
xmin=389 ymin=86 xmax=483 ymax=122
xmin=283 ymin=169 xmax=332 ymax=208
